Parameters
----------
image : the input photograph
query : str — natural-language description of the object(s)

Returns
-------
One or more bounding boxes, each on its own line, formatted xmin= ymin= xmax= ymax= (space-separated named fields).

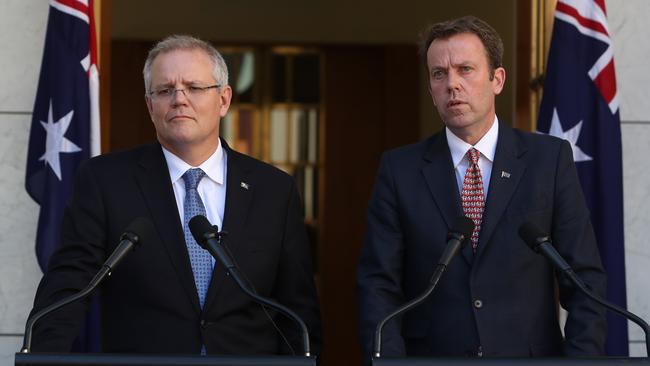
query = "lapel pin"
xmin=500 ymin=171 xmax=511 ymax=179
xmin=240 ymin=181 xmax=250 ymax=190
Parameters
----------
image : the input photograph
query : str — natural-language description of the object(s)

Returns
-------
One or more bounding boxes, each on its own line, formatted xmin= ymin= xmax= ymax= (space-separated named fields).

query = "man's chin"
xmin=159 ymin=134 xmax=197 ymax=148
xmin=443 ymin=117 xmax=471 ymax=130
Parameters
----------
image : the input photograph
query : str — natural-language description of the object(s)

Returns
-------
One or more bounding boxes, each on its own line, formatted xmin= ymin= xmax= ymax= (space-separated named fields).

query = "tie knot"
xmin=182 ymin=168 xmax=206 ymax=191
xmin=467 ymin=148 xmax=480 ymax=165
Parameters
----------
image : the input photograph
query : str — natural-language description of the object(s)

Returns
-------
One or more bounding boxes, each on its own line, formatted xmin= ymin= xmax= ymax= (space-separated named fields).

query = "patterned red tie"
xmin=461 ymin=148 xmax=484 ymax=252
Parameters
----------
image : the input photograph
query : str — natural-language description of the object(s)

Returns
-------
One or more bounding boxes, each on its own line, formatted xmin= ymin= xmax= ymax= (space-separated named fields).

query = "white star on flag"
xmin=546 ymin=108 xmax=593 ymax=163
xmin=38 ymin=100 xmax=82 ymax=180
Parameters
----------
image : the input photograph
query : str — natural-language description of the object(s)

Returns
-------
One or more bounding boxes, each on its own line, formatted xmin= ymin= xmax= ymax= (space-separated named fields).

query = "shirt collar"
xmin=162 ymin=141 xmax=226 ymax=186
xmin=446 ymin=116 xmax=499 ymax=168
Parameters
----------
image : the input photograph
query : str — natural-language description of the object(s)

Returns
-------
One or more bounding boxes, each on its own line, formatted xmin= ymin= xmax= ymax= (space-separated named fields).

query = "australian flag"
xmin=537 ymin=0 xmax=628 ymax=356
xmin=24 ymin=0 xmax=101 ymax=351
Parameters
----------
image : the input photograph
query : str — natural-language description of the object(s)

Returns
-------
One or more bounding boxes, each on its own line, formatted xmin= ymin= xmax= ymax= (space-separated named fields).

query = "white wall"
xmin=0 ymin=0 xmax=48 ymax=364
xmin=607 ymin=0 xmax=650 ymax=357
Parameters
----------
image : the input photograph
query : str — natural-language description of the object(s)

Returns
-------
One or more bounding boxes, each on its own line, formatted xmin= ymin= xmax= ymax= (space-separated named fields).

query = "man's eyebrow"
xmin=452 ymin=60 xmax=474 ymax=67
xmin=152 ymin=80 xmax=205 ymax=88
xmin=430 ymin=65 xmax=447 ymax=71
xmin=151 ymin=81 xmax=174 ymax=89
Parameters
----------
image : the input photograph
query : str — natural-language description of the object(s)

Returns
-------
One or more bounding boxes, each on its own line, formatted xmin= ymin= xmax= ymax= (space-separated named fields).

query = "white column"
xmin=607 ymin=0 xmax=650 ymax=357
xmin=0 ymin=0 xmax=49 ymax=364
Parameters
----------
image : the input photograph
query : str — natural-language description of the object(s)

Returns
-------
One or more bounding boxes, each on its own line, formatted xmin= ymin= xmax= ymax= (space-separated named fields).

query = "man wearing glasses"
xmin=29 ymin=35 xmax=322 ymax=356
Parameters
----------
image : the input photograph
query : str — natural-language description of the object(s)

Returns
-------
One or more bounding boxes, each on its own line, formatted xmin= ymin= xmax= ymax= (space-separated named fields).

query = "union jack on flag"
xmin=537 ymin=0 xmax=627 ymax=355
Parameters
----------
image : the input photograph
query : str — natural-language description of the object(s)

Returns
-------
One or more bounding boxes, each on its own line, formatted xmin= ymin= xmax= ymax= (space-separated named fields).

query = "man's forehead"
xmin=426 ymin=33 xmax=488 ymax=65
xmin=149 ymin=49 xmax=214 ymax=78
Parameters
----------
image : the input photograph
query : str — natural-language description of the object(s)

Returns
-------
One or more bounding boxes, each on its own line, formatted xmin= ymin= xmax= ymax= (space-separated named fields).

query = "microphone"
xmin=373 ymin=216 xmax=474 ymax=358
xmin=518 ymin=222 xmax=571 ymax=271
xmin=188 ymin=215 xmax=312 ymax=357
xmin=21 ymin=217 xmax=153 ymax=353
xmin=436 ymin=216 xmax=476 ymax=269
xmin=519 ymin=222 xmax=650 ymax=357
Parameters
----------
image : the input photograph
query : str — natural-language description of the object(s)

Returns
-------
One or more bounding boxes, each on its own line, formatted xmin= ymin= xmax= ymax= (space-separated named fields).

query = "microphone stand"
xmin=22 ymin=265 xmax=108 ymax=353
xmin=373 ymin=264 xmax=446 ymax=358
xmin=562 ymin=268 xmax=650 ymax=357
xmin=202 ymin=228 xmax=312 ymax=357
xmin=373 ymin=229 xmax=469 ymax=358
xmin=21 ymin=231 xmax=139 ymax=353
xmin=521 ymin=223 xmax=650 ymax=357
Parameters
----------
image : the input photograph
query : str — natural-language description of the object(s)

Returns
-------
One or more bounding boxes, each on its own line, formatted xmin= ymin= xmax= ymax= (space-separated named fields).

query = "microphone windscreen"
xmin=451 ymin=216 xmax=475 ymax=239
xmin=518 ymin=222 xmax=548 ymax=250
xmin=122 ymin=217 xmax=155 ymax=247
xmin=188 ymin=215 xmax=217 ymax=248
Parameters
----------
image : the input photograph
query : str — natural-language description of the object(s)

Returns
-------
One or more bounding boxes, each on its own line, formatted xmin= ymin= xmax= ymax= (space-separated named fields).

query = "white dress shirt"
xmin=446 ymin=116 xmax=499 ymax=200
xmin=162 ymin=142 xmax=228 ymax=266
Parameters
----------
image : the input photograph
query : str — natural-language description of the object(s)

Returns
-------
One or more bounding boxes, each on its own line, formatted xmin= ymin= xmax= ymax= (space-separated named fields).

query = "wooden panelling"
xmin=319 ymin=45 xmax=419 ymax=366
xmin=110 ymin=41 xmax=156 ymax=152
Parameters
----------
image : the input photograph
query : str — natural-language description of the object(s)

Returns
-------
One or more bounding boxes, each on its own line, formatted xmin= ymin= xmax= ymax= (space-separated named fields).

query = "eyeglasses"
xmin=148 ymin=84 xmax=221 ymax=100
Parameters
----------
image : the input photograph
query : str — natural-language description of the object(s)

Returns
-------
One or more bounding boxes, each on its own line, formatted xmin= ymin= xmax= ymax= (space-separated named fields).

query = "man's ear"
xmin=219 ymin=85 xmax=233 ymax=117
xmin=492 ymin=67 xmax=506 ymax=95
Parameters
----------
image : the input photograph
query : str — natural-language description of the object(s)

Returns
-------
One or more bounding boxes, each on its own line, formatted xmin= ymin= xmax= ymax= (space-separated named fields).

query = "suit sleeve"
xmin=552 ymin=140 xmax=607 ymax=355
xmin=357 ymin=152 xmax=406 ymax=362
xmin=29 ymin=161 xmax=107 ymax=352
xmin=272 ymin=179 xmax=323 ymax=355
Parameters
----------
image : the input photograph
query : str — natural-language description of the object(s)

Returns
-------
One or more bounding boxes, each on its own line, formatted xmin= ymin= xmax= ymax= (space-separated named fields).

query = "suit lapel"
xmin=474 ymin=125 xmax=527 ymax=261
xmin=204 ymin=141 xmax=254 ymax=310
xmin=135 ymin=143 xmax=201 ymax=313
xmin=421 ymin=133 xmax=468 ymax=264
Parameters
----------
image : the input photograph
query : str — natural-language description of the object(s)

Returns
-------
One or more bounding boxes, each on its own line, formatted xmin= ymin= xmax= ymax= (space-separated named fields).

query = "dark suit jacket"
xmin=30 ymin=140 xmax=322 ymax=355
xmin=357 ymin=124 xmax=606 ymax=360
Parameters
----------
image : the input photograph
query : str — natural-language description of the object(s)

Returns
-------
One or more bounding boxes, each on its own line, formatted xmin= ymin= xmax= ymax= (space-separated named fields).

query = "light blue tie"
xmin=182 ymin=168 xmax=213 ymax=309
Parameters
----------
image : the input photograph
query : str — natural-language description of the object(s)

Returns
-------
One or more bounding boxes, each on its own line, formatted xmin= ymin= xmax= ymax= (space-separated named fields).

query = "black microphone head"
xmin=449 ymin=216 xmax=475 ymax=243
xmin=518 ymin=222 xmax=550 ymax=252
xmin=188 ymin=215 xmax=218 ymax=249
xmin=120 ymin=217 xmax=155 ymax=247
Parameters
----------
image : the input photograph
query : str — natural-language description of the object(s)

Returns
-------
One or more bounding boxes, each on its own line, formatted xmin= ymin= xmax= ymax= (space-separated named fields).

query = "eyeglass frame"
xmin=147 ymin=84 xmax=222 ymax=100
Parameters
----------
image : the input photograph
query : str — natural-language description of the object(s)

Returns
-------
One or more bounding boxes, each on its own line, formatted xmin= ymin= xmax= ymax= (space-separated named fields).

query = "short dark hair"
xmin=419 ymin=15 xmax=504 ymax=77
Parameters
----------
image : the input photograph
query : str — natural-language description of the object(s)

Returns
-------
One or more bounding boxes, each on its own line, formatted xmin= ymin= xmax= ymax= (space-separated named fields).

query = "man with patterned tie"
xmin=357 ymin=16 xmax=606 ymax=360
xmin=29 ymin=35 xmax=322 ymax=355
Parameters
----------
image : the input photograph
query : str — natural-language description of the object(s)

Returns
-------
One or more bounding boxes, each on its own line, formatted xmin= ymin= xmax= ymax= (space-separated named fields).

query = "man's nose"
xmin=446 ymin=70 xmax=461 ymax=93
xmin=171 ymin=88 xmax=190 ymax=105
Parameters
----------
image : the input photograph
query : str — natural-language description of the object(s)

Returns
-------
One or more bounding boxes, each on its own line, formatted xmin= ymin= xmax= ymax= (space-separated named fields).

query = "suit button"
xmin=200 ymin=319 xmax=206 ymax=328
xmin=473 ymin=299 xmax=483 ymax=309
